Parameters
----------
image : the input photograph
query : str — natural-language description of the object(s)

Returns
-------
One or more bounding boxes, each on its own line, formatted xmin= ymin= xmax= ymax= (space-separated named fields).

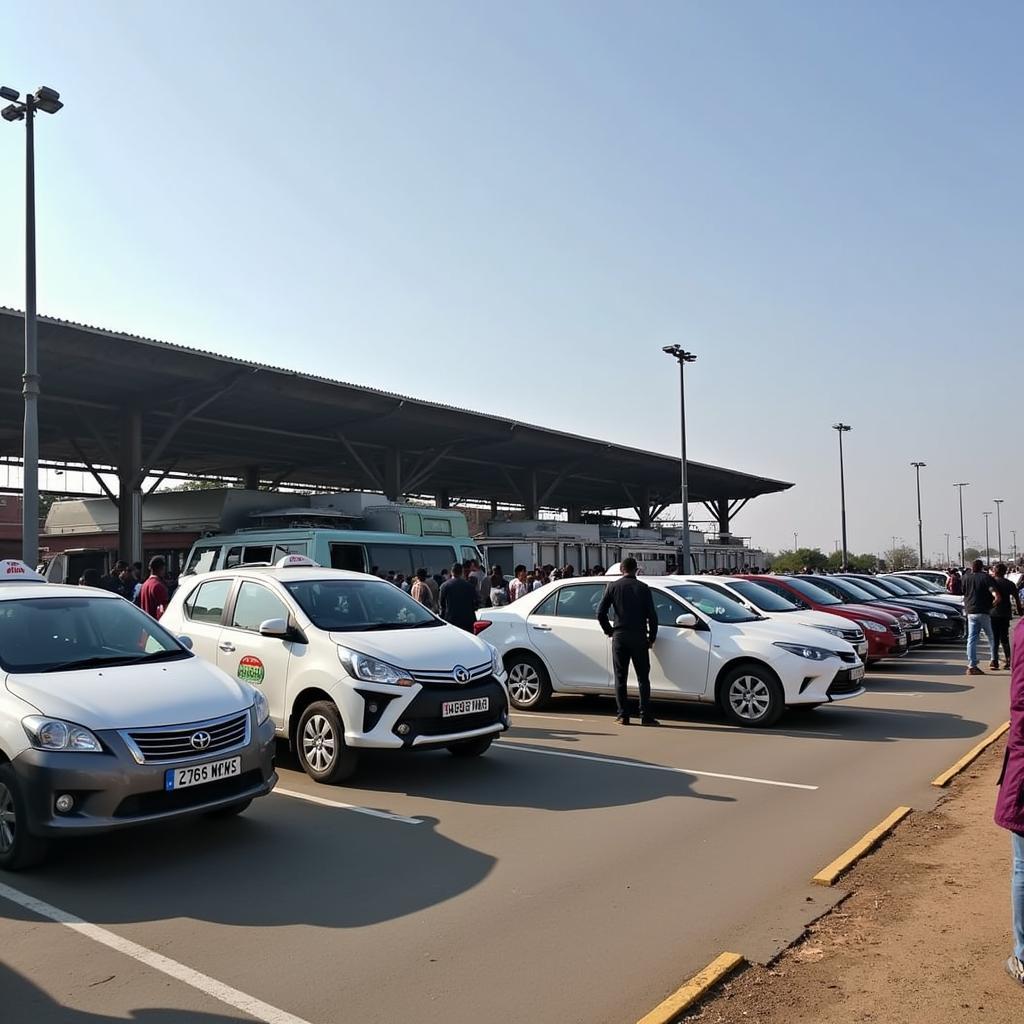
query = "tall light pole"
xmin=663 ymin=346 xmax=697 ymax=573
xmin=954 ymin=483 xmax=969 ymax=566
xmin=793 ymin=532 xmax=798 ymax=552
xmin=2 ymin=84 xmax=63 ymax=568
xmin=832 ymin=423 xmax=851 ymax=570
xmin=983 ymin=511 xmax=992 ymax=564
xmin=945 ymin=532 xmax=951 ymax=565
xmin=1013 ymin=529 xmax=1018 ymax=564
xmin=994 ymin=499 xmax=1004 ymax=563
xmin=911 ymin=462 xmax=926 ymax=568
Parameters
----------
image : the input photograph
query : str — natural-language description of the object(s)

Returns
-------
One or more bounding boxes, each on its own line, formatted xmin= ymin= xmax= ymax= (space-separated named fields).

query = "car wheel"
xmin=0 ymin=764 xmax=48 ymax=871
xmin=297 ymin=701 xmax=359 ymax=784
xmin=504 ymin=653 xmax=553 ymax=710
xmin=719 ymin=665 xmax=785 ymax=728
xmin=446 ymin=736 xmax=494 ymax=757
xmin=204 ymin=798 xmax=253 ymax=818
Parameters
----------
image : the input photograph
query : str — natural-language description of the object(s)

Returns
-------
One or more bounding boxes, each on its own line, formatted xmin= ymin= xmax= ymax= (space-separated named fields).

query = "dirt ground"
xmin=682 ymin=743 xmax=1021 ymax=1024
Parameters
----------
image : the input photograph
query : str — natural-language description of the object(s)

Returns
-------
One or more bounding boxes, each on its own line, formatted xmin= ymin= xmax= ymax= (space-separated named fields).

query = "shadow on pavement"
xmin=863 ymin=677 xmax=973 ymax=694
xmin=0 ymin=963 xmax=247 ymax=1024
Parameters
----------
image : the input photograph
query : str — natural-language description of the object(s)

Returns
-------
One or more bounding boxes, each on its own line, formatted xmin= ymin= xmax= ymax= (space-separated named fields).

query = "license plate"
xmin=911 ymin=628 xmax=924 ymax=641
xmin=442 ymin=697 xmax=489 ymax=718
xmin=850 ymin=665 xmax=865 ymax=680
xmin=165 ymin=756 xmax=241 ymax=791
xmin=897 ymin=636 xmax=908 ymax=646
xmin=857 ymin=644 xmax=868 ymax=657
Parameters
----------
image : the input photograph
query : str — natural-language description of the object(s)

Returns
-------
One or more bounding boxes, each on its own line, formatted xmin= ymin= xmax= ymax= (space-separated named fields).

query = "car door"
xmin=217 ymin=580 xmax=297 ymax=723
xmin=178 ymin=577 xmax=234 ymax=663
xmin=648 ymin=589 xmax=713 ymax=697
xmin=526 ymin=583 xmax=611 ymax=691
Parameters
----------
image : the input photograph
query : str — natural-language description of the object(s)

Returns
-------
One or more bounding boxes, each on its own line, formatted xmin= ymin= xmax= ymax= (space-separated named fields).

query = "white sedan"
xmin=476 ymin=576 xmax=865 ymax=727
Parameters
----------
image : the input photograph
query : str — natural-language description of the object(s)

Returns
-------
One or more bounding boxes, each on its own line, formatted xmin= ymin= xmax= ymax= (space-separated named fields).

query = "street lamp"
xmin=663 ymin=345 xmax=697 ymax=573
xmin=911 ymin=462 xmax=926 ymax=567
xmin=1013 ymin=529 xmax=1018 ymax=565
xmin=832 ymin=424 xmax=851 ymax=570
xmin=954 ymin=482 xmax=969 ymax=567
xmin=2 ymin=84 xmax=63 ymax=568
xmin=945 ymin=532 xmax=951 ymax=565
xmin=793 ymin=532 xmax=798 ymax=552
xmin=983 ymin=511 xmax=992 ymax=565
xmin=994 ymin=499 xmax=1004 ymax=562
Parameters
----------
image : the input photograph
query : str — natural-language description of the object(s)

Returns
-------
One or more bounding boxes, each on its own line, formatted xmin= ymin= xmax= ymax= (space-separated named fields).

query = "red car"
xmin=737 ymin=575 xmax=908 ymax=664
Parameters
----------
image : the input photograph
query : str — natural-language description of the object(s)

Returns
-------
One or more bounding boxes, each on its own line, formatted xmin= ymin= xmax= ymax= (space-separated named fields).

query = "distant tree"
xmin=164 ymin=477 xmax=230 ymax=492
xmin=882 ymin=544 xmax=917 ymax=571
xmin=769 ymin=547 xmax=828 ymax=573
xmin=825 ymin=550 xmax=879 ymax=572
xmin=963 ymin=547 xmax=981 ymax=563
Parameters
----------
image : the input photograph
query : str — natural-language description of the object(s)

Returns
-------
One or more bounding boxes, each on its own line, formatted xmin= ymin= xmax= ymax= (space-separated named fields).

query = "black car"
xmin=838 ymin=574 xmax=965 ymax=643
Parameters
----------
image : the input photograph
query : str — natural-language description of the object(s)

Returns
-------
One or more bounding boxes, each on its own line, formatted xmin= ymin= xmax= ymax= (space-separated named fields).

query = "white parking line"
xmin=274 ymin=786 xmax=422 ymax=824
xmin=0 ymin=881 xmax=313 ymax=1024
xmin=497 ymin=742 xmax=818 ymax=791
xmin=511 ymin=713 xmax=589 ymax=723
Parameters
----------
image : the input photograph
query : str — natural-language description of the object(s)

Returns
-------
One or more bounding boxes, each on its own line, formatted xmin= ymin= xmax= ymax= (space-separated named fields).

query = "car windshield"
xmin=0 ymin=595 xmax=188 ymax=673
xmin=823 ymin=577 xmax=881 ymax=602
xmin=896 ymin=576 xmax=937 ymax=594
xmin=728 ymin=580 xmax=800 ymax=612
xmin=780 ymin=577 xmax=844 ymax=606
xmin=842 ymin=577 xmax=895 ymax=600
xmin=879 ymin=577 xmax=917 ymax=594
xmin=284 ymin=579 xmax=442 ymax=631
xmin=668 ymin=584 xmax=759 ymax=623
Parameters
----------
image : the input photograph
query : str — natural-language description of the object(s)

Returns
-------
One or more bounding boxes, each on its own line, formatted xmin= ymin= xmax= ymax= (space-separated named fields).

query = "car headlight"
xmin=901 ymin=613 xmax=919 ymax=625
xmin=925 ymin=611 xmax=949 ymax=620
xmin=489 ymin=645 xmax=502 ymax=677
xmin=858 ymin=619 xmax=886 ymax=633
xmin=774 ymin=642 xmax=833 ymax=661
xmin=813 ymin=626 xmax=845 ymax=638
xmin=251 ymin=687 xmax=271 ymax=725
xmin=22 ymin=716 xmax=102 ymax=752
xmin=337 ymin=646 xmax=414 ymax=687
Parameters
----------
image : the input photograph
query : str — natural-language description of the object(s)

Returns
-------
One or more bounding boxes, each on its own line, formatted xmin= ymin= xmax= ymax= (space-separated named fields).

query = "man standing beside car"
xmin=138 ymin=556 xmax=171 ymax=621
xmin=990 ymin=562 xmax=1023 ymax=670
xmin=440 ymin=562 xmax=479 ymax=632
xmin=597 ymin=557 xmax=659 ymax=726
xmin=963 ymin=558 xmax=998 ymax=675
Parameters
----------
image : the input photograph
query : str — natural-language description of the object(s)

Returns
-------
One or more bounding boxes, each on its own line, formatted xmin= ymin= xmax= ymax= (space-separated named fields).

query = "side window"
xmin=651 ymin=590 xmax=686 ymax=627
xmin=184 ymin=579 xmax=233 ymax=625
xmin=330 ymin=544 xmax=367 ymax=572
xmin=224 ymin=546 xmax=244 ymax=569
xmin=273 ymin=543 xmax=308 ymax=562
xmin=185 ymin=546 xmax=220 ymax=575
xmin=554 ymin=584 xmax=606 ymax=619
xmin=532 ymin=592 xmax=559 ymax=617
xmin=367 ymin=545 xmax=414 ymax=578
xmin=413 ymin=545 xmax=456 ymax=577
xmin=460 ymin=546 xmax=478 ymax=563
xmin=244 ymin=545 xmax=274 ymax=565
xmin=230 ymin=582 xmax=290 ymax=632
xmin=423 ymin=518 xmax=453 ymax=536
xmin=758 ymin=581 xmax=789 ymax=600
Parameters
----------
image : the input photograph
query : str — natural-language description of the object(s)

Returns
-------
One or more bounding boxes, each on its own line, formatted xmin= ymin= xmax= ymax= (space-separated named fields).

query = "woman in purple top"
xmin=994 ymin=616 xmax=1024 ymax=985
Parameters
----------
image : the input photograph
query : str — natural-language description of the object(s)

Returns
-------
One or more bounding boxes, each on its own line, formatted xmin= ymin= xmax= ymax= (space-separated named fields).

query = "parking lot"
xmin=0 ymin=646 xmax=1009 ymax=1024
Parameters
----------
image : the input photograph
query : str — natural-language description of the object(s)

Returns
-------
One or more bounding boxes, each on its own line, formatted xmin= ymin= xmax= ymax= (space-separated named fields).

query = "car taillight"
xmin=473 ymin=620 xmax=492 ymax=634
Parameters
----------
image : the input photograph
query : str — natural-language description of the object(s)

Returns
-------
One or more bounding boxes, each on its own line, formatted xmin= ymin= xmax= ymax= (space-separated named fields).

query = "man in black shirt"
xmin=597 ymin=558 xmax=659 ymax=726
xmin=439 ymin=562 xmax=479 ymax=632
xmin=963 ymin=558 xmax=998 ymax=675
xmin=990 ymin=563 xmax=1022 ymax=670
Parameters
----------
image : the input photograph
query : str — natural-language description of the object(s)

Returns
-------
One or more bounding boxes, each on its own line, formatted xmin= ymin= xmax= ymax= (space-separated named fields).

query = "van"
xmin=183 ymin=528 xmax=485 ymax=578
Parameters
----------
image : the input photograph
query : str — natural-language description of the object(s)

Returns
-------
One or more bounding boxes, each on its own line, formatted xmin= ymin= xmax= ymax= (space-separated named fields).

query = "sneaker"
xmin=641 ymin=717 xmax=661 ymax=727
xmin=990 ymin=661 xmax=1000 ymax=670
xmin=966 ymin=666 xmax=985 ymax=676
xmin=614 ymin=715 xmax=631 ymax=726
xmin=1005 ymin=955 xmax=1024 ymax=986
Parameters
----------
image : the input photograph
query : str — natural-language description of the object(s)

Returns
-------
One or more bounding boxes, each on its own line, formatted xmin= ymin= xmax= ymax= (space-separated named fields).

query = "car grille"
xmin=837 ymin=651 xmax=858 ymax=664
xmin=840 ymin=628 xmax=864 ymax=643
xmin=889 ymin=624 xmax=903 ymax=636
xmin=410 ymin=662 xmax=491 ymax=685
xmin=828 ymin=674 xmax=862 ymax=696
xmin=122 ymin=712 xmax=250 ymax=764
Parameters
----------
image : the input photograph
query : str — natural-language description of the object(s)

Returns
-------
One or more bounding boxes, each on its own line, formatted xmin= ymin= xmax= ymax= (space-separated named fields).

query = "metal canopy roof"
xmin=0 ymin=309 xmax=792 ymax=513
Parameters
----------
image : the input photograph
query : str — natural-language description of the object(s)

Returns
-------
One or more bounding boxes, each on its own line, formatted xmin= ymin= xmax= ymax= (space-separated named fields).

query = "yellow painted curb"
xmin=931 ymin=721 xmax=1011 ymax=787
xmin=812 ymin=806 xmax=912 ymax=887
xmin=636 ymin=951 xmax=744 ymax=1024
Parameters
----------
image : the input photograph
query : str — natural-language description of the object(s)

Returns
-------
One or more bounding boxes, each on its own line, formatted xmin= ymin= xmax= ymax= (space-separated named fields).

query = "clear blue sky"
xmin=3 ymin=1 xmax=1021 ymax=559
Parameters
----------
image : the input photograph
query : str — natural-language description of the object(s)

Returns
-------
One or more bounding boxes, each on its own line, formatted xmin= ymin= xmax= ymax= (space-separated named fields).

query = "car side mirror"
xmin=675 ymin=613 xmax=698 ymax=628
xmin=177 ymin=635 xmax=194 ymax=651
xmin=259 ymin=617 xmax=290 ymax=639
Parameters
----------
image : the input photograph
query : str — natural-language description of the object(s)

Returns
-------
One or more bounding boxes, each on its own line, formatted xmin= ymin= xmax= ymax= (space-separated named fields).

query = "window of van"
xmin=184 ymin=546 xmax=220 ymax=575
xmin=330 ymin=543 xmax=367 ymax=572
xmin=422 ymin=518 xmax=453 ymax=536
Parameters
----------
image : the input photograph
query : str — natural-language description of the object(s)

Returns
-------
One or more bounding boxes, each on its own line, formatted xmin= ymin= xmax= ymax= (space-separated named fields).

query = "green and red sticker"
xmin=237 ymin=655 xmax=265 ymax=685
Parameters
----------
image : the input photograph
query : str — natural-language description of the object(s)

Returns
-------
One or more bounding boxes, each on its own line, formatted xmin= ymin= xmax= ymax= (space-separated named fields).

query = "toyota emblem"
xmin=452 ymin=665 xmax=470 ymax=683
xmin=190 ymin=730 xmax=212 ymax=751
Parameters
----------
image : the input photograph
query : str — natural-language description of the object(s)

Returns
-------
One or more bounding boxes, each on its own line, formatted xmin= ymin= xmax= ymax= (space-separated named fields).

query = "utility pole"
xmin=954 ymin=483 xmax=969 ymax=567
xmin=662 ymin=346 xmax=697 ymax=573
xmin=911 ymin=462 xmax=926 ymax=568
xmin=983 ymin=511 xmax=992 ymax=565
xmin=833 ymin=424 xmax=851 ymax=570
xmin=945 ymin=533 xmax=950 ymax=565
xmin=994 ymin=499 xmax=1004 ymax=563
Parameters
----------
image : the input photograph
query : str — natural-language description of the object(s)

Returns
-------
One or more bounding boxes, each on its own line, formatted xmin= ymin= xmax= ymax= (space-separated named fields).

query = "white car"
xmin=685 ymin=575 xmax=869 ymax=660
xmin=476 ymin=576 xmax=865 ymax=727
xmin=0 ymin=560 xmax=276 ymax=871
xmin=161 ymin=556 xmax=510 ymax=784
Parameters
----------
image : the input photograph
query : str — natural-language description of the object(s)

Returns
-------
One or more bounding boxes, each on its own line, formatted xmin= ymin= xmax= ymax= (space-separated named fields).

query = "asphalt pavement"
xmin=0 ymin=646 xmax=1011 ymax=1024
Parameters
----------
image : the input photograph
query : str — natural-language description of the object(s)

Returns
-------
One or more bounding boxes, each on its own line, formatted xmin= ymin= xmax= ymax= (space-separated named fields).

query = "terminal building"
xmin=0 ymin=308 xmax=792 ymax=573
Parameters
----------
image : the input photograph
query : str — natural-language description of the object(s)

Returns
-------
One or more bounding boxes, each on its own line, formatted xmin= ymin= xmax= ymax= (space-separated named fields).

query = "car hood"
xmin=330 ymin=625 xmax=491 ymax=671
xmin=727 ymin=617 xmax=856 ymax=652
xmin=786 ymin=609 xmax=864 ymax=633
xmin=825 ymin=602 xmax=898 ymax=624
xmin=5 ymin=656 xmax=254 ymax=731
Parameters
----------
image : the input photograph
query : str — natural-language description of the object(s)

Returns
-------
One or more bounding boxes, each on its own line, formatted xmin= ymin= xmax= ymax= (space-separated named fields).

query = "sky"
xmin=2 ymin=0 xmax=1021 ymax=560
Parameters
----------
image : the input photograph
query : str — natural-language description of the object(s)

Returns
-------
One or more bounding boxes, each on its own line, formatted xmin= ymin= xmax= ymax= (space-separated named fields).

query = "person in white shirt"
xmin=508 ymin=564 xmax=530 ymax=602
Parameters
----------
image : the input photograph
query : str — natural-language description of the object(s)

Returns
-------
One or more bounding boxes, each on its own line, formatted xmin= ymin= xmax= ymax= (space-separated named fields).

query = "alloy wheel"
xmin=728 ymin=675 xmax=772 ymax=721
xmin=0 ymin=782 xmax=16 ymax=854
xmin=302 ymin=714 xmax=337 ymax=773
xmin=508 ymin=663 xmax=541 ymax=705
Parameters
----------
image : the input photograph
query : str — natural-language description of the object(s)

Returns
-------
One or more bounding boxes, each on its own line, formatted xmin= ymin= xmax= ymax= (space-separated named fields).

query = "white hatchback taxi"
xmin=161 ymin=557 xmax=510 ymax=783
xmin=0 ymin=560 xmax=277 ymax=870
xmin=477 ymin=576 xmax=865 ymax=727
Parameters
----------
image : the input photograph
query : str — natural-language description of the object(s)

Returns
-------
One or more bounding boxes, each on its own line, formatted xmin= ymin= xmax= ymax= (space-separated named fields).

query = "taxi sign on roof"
xmin=275 ymin=554 xmax=320 ymax=569
xmin=0 ymin=559 xmax=46 ymax=583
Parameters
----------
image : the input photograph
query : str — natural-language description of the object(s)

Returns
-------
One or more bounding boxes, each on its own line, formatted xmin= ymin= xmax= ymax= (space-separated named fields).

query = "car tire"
xmin=504 ymin=653 xmax=553 ymax=710
xmin=446 ymin=736 xmax=494 ymax=757
xmin=0 ymin=764 xmax=48 ymax=871
xmin=204 ymin=798 xmax=253 ymax=818
xmin=297 ymin=701 xmax=359 ymax=784
xmin=718 ymin=664 xmax=785 ymax=728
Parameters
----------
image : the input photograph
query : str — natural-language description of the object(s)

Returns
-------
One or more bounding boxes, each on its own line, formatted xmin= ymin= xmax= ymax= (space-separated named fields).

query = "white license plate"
xmin=442 ymin=697 xmax=489 ymax=718
xmin=897 ymin=636 xmax=908 ymax=646
xmin=850 ymin=665 xmax=865 ymax=681
xmin=910 ymin=628 xmax=924 ymax=641
xmin=165 ymin=756 xmax=241 ymax=791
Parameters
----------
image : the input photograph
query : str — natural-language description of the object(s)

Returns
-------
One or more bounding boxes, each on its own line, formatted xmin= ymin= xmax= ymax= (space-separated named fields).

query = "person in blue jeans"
xmin=962 ymin=559 xmax=997 ymax=675
xmin=995 ymin=617 xmax=1024 ymax=985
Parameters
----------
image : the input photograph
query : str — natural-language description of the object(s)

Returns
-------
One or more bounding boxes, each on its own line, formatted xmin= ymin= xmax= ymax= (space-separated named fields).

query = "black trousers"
xmin=993 ymin=616 xmax=1012 ymax=665
xmin=612 ymin=631 xmax=652 ymax=718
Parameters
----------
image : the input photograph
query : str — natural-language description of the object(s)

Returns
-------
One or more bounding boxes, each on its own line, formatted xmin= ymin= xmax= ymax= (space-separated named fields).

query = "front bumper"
xmin=923 ymin=617 xmax=966 ymax=642
xmin=393 ymin=677 xmax=510 ymax=749
xmin=865 ymin=630 xmax=909 ymax=662
xmin=13 ymin=716 xmax=277 ymax=838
